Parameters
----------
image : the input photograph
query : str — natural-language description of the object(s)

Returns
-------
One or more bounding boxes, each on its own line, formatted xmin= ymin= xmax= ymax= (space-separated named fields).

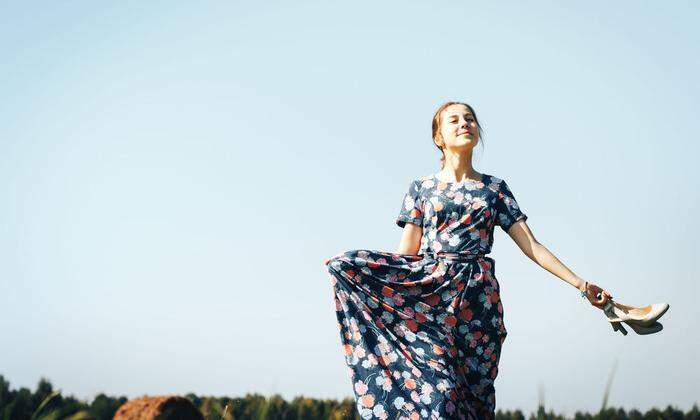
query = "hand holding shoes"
xmin=580 ymin=280 xmax=613 ymax=309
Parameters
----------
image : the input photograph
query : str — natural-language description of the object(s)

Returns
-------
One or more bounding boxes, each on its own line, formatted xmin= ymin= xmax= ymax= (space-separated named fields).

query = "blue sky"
xmin=1 ymin=0 xmax=698 ymax=416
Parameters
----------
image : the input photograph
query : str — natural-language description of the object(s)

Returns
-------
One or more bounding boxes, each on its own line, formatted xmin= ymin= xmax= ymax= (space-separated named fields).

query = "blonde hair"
xmin=431 ymin=101 xmax=485 ymax=169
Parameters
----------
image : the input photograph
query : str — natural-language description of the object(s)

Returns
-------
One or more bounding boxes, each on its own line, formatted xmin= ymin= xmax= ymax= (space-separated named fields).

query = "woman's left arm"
xmin=505 ymin=219 xmax=612 ymax=308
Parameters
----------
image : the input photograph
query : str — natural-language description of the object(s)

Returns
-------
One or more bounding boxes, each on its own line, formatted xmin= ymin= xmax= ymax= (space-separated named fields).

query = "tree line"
xmin=0 ymin=375 xmax=697 ymax=420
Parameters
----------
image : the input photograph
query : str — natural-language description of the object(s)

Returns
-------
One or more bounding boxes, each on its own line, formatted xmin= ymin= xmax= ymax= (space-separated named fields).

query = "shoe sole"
xmin=624 ymin=320 xmax=663 ymax=335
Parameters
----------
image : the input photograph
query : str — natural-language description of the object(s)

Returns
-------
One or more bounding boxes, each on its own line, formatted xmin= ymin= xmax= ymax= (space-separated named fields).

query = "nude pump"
xmin=603 ymin=300 xmax=669 ymax=336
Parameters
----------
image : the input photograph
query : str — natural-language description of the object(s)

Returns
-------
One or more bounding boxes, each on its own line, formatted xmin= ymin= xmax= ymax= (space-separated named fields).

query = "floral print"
xmin=325 ymin=173 xmax=527 ymax=419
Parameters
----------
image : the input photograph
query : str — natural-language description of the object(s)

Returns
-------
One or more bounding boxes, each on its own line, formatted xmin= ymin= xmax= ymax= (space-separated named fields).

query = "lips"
xmin=458 ymin=132 xmax=471 ymax=136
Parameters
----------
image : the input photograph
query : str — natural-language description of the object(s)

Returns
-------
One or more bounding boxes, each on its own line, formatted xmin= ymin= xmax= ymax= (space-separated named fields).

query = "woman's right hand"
xmin=581 ymin=281 xmax=613 ymax=308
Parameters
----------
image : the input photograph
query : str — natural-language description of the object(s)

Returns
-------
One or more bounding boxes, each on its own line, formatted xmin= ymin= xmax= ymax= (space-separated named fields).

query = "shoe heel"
xmin=625 ymin=320 xmax=663 ymax=335
xmin=610 ymin=321 xmax=628 ymax=335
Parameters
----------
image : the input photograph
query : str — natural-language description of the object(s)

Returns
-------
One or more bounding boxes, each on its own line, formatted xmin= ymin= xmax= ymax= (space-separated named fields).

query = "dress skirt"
xmin=325 ymin=249 xmax=508 ymax=420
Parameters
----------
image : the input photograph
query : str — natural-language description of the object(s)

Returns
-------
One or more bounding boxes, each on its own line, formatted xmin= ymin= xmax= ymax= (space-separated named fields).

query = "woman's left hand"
xmin=581 ymin=281 xmax=613 ymax=308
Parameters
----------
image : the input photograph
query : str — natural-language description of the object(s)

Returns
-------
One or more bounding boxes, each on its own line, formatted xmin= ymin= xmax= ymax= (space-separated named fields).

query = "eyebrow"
xmin=446 ymin=114 xmax=474 ymax=119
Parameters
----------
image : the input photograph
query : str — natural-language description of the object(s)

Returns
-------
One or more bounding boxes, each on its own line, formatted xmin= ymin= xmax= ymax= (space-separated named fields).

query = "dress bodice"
xmin=396 ymin=173 xmax=527 ymax=256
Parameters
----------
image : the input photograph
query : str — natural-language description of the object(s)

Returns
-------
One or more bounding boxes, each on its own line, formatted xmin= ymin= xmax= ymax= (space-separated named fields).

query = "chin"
xmin=453 ymin=139 xmax=476 ymax=148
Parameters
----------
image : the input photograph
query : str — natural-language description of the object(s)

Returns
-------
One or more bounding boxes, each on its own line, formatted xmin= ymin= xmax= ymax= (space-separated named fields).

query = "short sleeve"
xmin=396 ymin=179 xmax=424 ymax=228
xmin=495 ymin=179 xmax=528 ymax=233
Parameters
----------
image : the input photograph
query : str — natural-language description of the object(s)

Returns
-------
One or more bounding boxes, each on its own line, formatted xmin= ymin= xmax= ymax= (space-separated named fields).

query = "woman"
xmin=324 ymin=101 xmax=612 ymax=420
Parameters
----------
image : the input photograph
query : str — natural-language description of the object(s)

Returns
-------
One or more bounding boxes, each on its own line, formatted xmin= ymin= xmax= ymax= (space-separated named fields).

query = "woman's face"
xmin=436 ymin=104 xmax=479 ymax=151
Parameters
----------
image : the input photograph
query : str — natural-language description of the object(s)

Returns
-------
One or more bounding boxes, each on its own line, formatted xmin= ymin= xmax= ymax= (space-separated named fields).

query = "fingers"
xmin=600 ymin=290 xmax=612 ymax=303
xmin=589 ymin=292 xmax=607 ymax=308
xmin=599 ymin=286 xmax=612 ymax=300
xmin=586 ymin=282 xmax=613 ymax=306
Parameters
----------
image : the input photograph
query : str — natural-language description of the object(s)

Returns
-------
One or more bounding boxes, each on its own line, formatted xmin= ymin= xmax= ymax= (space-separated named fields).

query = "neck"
xmin=441 ymin=149 xmax=478 ymax=180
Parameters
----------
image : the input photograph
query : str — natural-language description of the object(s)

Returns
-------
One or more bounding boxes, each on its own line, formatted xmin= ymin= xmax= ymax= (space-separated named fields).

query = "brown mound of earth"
xmin=113 ymin=395 xmax=204 ymax=420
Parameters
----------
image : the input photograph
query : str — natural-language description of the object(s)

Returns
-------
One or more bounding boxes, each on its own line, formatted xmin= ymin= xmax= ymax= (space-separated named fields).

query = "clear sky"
xmin=1 ymin=0 xmax=698 ymax=416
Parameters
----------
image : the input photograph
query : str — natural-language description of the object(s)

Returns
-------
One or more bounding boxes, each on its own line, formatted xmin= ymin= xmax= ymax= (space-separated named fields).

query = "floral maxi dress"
xmin=325 ymin=173 xmax=528 ymax=420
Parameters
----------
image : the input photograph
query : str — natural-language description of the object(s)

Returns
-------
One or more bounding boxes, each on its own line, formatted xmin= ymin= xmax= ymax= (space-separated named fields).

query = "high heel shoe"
xmin=603 ymin=301 xmax=667 ymax=336
xmin=602 ymin=300 xmax=669 ymax=326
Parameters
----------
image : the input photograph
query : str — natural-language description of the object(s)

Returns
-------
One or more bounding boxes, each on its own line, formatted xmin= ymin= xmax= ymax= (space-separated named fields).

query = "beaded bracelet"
xmin=580 ymin=281 xmax=588 ymax=299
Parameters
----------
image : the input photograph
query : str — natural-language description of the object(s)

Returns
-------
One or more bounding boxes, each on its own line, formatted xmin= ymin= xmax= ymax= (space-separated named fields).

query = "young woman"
xmin=324 ymin=101 xmax=613 ymax=420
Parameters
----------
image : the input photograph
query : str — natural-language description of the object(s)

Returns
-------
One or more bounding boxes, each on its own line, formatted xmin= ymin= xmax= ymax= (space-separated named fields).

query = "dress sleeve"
xmin=396 ymin=179 xmax=424 ymax=228
xmin=495 ymin=179 xmax=528 ymax=233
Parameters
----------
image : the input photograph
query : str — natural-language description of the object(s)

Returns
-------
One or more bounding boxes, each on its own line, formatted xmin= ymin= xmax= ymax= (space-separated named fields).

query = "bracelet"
xmin=580 ymin=281 xmax=588 ymax=299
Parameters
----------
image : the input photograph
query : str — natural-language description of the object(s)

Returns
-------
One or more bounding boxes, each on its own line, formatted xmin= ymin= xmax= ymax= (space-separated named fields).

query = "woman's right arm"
xmin=397 ymin=223 xmax=422 ymax=255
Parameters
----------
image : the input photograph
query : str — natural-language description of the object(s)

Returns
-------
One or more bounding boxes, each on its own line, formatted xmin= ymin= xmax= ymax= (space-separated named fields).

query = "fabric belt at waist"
xmin=428 ymin=251 xmax=488 ymax=262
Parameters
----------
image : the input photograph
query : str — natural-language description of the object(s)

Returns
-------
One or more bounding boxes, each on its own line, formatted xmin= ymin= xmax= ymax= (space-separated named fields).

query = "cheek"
xmin=441 ymin=126 xmax=453 ymax=140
